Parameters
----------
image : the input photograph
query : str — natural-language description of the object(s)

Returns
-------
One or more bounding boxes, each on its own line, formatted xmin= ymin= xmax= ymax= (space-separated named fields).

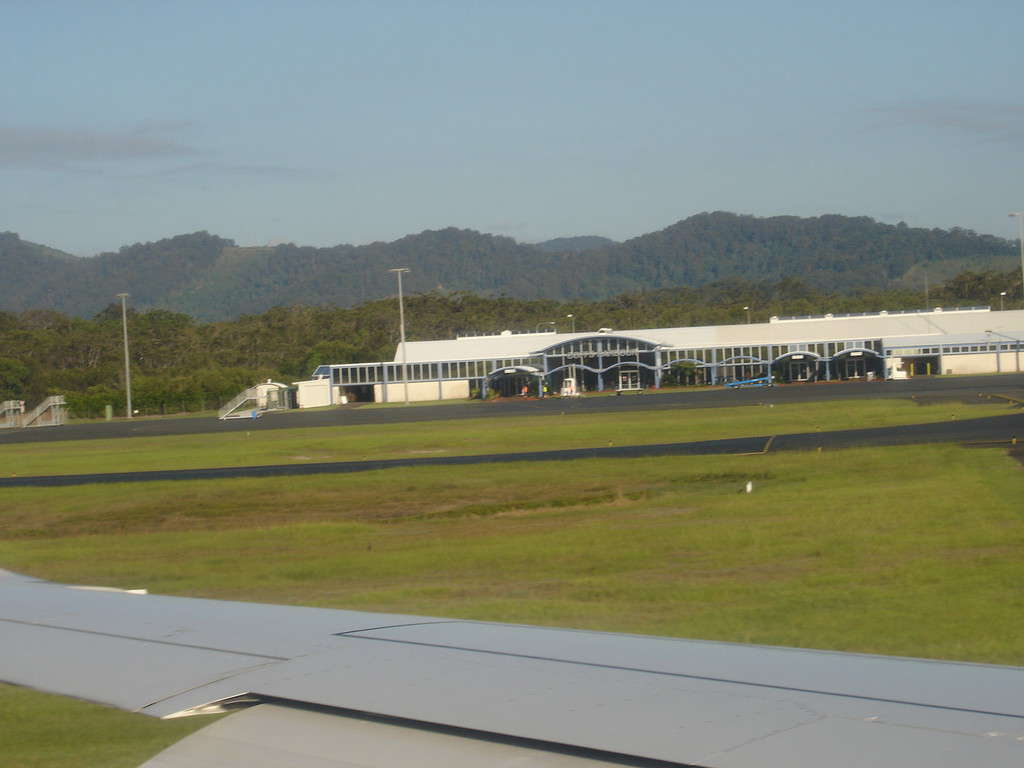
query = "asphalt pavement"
xmin=2 ymin=373 xmax=1023 ymax=446
xmin=3 ymin=408 xmax=1022 ymax=488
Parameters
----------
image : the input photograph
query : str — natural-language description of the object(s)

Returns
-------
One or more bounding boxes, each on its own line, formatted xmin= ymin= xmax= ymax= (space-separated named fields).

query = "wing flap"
xmin=141 ymin=703 xmax=672 ymax=768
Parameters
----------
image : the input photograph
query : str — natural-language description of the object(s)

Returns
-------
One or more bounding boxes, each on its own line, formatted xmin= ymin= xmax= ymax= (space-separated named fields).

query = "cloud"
xmin=139 ymin=161 xmax=322 ymax=180
xmin=871 ymin=100 xmax=1024 ymax=145
xmin=0 ymin=123 xmax=198 ymax=169
xmin=0 ymin=121 xmax=328 ymax=181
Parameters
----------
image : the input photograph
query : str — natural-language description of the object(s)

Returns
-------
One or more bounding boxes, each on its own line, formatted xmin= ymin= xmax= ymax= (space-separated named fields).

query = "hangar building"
xmin=312 ymin=306 xmax=1024 ymax=403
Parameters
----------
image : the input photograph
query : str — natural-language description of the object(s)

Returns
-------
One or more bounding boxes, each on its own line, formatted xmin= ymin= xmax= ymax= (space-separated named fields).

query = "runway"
xmin=2 ymin=373 xmax=1023 ymax=446
xmin=4 ymin=410 xmax=1021 ymax=488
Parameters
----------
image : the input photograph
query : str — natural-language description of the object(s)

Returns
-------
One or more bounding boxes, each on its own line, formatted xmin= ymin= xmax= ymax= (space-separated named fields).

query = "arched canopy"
xmin=720 ymin=355 xmax=770 ymax=365
xmin=832 ymin=347 xmax=882 ymax=358
xmin=485 ymin=365 xmax=542 ymax=379
xmin=541 ymin=335 xmax=660 ymax=356
xmin=661 ymin=358 xmax=707 ymax=370
xmin=772 ymin=350 xmax=822 ymax=363
xmin=546 ymin=361 xmax=661 ymax=375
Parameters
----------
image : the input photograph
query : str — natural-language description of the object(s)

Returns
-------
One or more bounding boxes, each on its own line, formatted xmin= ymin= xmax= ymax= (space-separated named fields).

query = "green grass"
xmin=1 ymin=404 xmax=1023 ymax=766
xmin=0 ymin=686 xmax=211 ymax=768
xmin=0 ymin=397 xmax=1010 ymax=477
xmin=3 ymin=445 xmax=1022 ymax=661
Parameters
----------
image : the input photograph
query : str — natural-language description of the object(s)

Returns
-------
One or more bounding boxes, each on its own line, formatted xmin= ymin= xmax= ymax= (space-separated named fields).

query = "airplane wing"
xmin=2 ymin=567 xmax=1022 ymax=767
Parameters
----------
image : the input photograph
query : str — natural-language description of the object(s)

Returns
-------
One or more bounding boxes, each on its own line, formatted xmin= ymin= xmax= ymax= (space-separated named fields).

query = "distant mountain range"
xmin=1 ymin=213 xmax=1016 ymax=320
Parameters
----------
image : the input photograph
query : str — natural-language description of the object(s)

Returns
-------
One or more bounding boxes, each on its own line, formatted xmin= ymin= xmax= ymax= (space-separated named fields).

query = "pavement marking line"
xmin=736 ymin=435 xmax=775 ymax=456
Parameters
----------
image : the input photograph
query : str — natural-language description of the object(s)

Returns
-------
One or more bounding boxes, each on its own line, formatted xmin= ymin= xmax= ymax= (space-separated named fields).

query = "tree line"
xmin=1 ymin=268 xmax=1019 ymax=417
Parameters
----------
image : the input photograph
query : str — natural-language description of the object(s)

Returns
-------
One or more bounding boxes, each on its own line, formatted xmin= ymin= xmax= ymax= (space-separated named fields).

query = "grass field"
xmin=0 ymin=397 xmax=1010 ymax=477
xmin=2 ymin=398 xmax=1023 ymax=767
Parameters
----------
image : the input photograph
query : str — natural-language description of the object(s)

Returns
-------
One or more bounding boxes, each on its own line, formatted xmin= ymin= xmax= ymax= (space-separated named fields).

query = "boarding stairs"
xmin=218 ymin=382 xmax=292 ymax=420
xmin=218 ymin=386 xmax=261 ymax=420
xmin=16 ymin=396 xmax=67 ymax=428
xmin=1 ymin=400 xmax=25 ymax=428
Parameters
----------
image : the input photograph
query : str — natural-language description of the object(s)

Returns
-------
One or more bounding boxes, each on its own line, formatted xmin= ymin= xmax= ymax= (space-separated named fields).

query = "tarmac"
xmin=3 ymin=373 xmax=1022 ymax=487
xmin=2 ymin=372 xmax=1023 ymax=446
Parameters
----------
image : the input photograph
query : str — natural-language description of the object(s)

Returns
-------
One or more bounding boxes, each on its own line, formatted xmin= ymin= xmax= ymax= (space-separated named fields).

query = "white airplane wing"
xmin=2 ymin=568 xmax=1022 ymax=767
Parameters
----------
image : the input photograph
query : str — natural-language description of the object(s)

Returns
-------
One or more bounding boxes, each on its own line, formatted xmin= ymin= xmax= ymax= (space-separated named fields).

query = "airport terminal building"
xmin=312 ymin=306 xmax=1024 ymax=403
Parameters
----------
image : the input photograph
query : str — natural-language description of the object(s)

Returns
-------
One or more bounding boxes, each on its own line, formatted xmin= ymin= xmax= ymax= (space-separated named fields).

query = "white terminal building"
xmin=309 ymin=306 xmax=1024 ymax=404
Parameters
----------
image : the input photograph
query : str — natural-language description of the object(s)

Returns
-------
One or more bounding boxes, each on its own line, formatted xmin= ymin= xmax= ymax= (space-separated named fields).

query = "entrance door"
xmin=843 ymin=359 xmax=865 ymax=379
xmin=618 ymin=370 xmax=640 ymax=391
xmin=789 ymin=361 xmax=813 ymax=381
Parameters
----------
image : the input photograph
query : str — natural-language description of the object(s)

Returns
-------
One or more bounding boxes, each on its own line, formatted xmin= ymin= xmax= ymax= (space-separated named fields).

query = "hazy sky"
xmin=3 ymin=1 xmax=1023 ymax=255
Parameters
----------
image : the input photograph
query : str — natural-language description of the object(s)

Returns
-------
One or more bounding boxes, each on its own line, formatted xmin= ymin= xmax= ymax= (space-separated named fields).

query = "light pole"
xmin=116 ymin=293 xmax=133 ymax=418
xmin=1010 ymin=212 xmax=1024 ymax=300
xmin=743 ymin=306 xmax=751 ymax=324
xmin=563 ymin=314 xmax=578 ymax=390
xmin=1000 ymin=291 xmax=1007 ymax=311
xmin=389 ymin=268 xmax=410 ymax=405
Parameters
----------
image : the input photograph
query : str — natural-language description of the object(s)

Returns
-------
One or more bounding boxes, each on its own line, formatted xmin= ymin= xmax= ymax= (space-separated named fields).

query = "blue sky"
xmin=3 ymin=1 xmax=1023 ymax=255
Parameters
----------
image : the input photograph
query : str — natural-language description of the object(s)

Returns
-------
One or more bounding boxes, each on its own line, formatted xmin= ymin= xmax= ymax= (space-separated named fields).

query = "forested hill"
xmin=1 ymin=232 xmax=234 ymax=317
xmin=1 ymin=213 xmax=1017 ymax=320
xmin=0 ymin=231 xmax=79 ymax=306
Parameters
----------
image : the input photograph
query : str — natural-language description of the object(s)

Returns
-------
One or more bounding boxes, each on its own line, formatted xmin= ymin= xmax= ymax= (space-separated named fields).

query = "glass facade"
xmin=320 ymin=326 xmax=1017 ymax=400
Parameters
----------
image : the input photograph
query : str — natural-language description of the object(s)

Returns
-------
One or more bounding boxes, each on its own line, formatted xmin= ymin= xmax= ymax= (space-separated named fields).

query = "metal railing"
xmin=20 ymin=395 xmax=67 ymax=428
xmin=218 ymin=387 xmax=259 ymax=420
